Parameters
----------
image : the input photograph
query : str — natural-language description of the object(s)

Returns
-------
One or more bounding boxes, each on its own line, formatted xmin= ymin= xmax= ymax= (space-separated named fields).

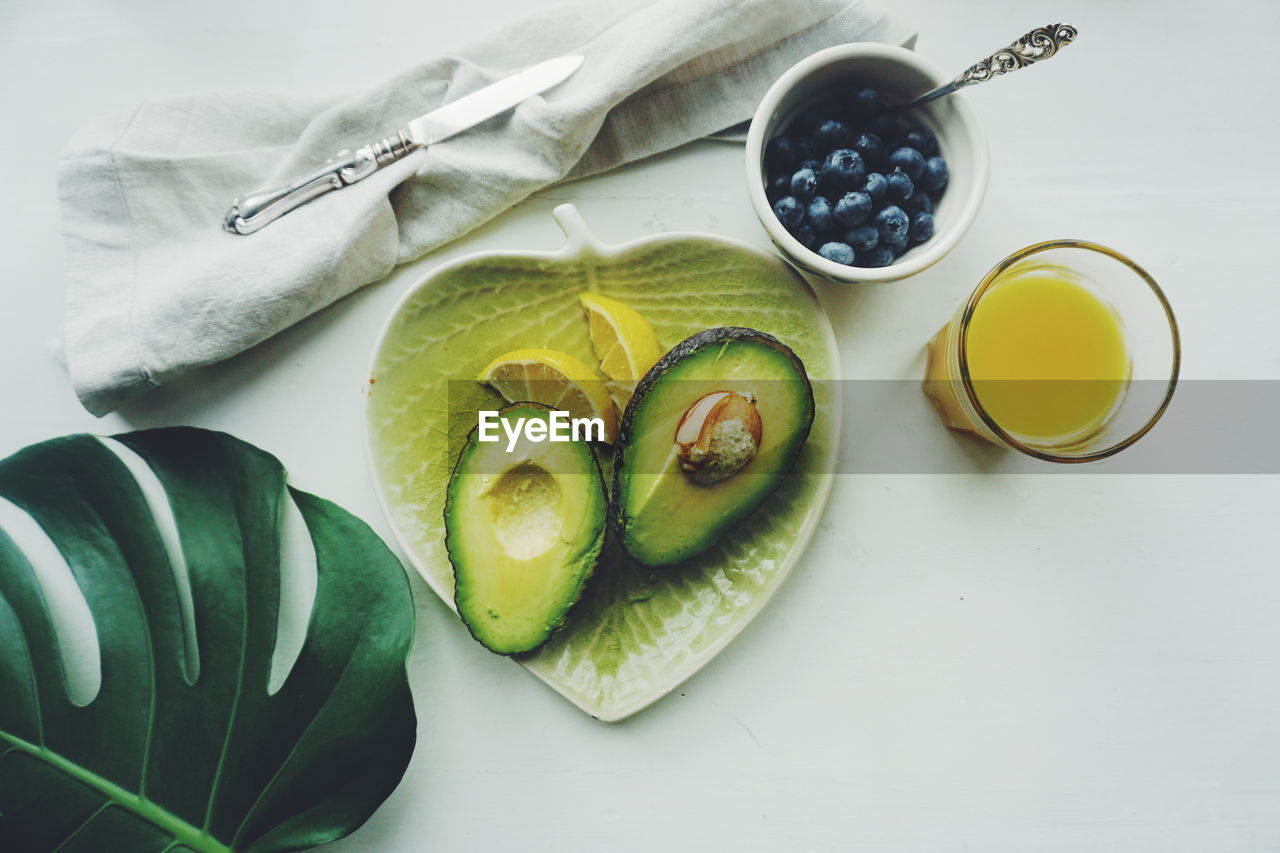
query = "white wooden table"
xmin=3 ymin=1 xmax=1278 ymax=850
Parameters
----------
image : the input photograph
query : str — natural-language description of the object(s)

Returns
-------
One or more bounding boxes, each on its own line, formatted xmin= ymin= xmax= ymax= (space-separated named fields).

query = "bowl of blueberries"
xmin=746 ymin=42 xmax=989 ymax=283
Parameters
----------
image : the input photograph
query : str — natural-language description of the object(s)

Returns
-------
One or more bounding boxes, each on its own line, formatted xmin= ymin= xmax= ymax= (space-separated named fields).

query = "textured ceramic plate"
xmin=364 ymin=204 xmax=840 ymax=721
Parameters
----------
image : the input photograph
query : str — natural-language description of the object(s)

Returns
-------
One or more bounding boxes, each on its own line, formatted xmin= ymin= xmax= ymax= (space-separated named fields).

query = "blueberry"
xmin=765 ymin=136 xmax=796 ymax=173
xmin=814 ymin=120 xmax=853 ymax=151
xmin=766 ymin=174 xmax=789 ymax=202
xmin=818 ymin=241 xmax=856 ymax=266
xmin=904 ymin=127 xmax=939 ymax=156
xmin=806 ymin=195 xmax=835 ymax=233
xmin=773 ymin=195 xmax=804 ymax=230
xmin=792 ymin=223 xmax=818 ymax=249
xmin=857 ymin=245 xmax=895 ymax=268
xmin=885 ymin=169 xmax=914 ymax=202
xmin=874 ymin=205 xmax=909 ymax=244
xmin=903 ymin=191 xmax=934 ymax=215
xmin=820 ymin=149 xmax=866 ymax=191
xmin=790 ymin=168 xmax=819 ymax=201
xmin=868 ymin=112 xmax=901 ymax=142
xmin=850 ymin=87 xmax=881 ymax=117
xmin=799 ymin=158 xmax=821 ymax=172
xmin=862 ymin=172 xmax=888 ymax=202
xmin=792 ymin=135 xmax=816 ymax=163
xmin=845 ymin=223 xmax=879 ymax=252
xmin=888 ymin=147 xmax=926 ymax=180
xmin=910 ymin=212 xmax=935 ymax=245
xmin=834 ymin=191 xmax=872 ymax=226
xmin=851 ymin=133 xmax=884 ymax=168
xmin=918 ymin=156 xmax=949 ymax=192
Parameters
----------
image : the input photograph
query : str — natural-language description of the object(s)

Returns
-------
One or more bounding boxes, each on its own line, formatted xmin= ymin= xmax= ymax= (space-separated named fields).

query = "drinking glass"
xmin=922 ymin=240 xmax=1180 ymax=462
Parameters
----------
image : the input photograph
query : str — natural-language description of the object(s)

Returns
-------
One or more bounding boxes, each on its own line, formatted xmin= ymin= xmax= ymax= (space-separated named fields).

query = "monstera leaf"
xmin=0 ymin=428 xmax=415 ymax=852
xmin=366 ymin=204 xmax=840 ymax=721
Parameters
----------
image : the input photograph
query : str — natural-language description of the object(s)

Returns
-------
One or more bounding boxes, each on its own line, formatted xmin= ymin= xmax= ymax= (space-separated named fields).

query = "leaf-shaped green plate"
xmin=0 ymin=428 xmax=415 ymax=852
xmin=365 ymin=205 xmax=840 ymax=721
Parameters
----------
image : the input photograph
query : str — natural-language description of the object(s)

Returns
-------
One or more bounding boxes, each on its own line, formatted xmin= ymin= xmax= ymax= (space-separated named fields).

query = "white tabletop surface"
xmin=3 ymin=1 xmax=1279 ymax=850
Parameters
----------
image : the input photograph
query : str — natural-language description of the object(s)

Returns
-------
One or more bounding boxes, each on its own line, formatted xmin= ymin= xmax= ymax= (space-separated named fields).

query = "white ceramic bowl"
xmin=745 ymin=43 xmax=990 ymax=284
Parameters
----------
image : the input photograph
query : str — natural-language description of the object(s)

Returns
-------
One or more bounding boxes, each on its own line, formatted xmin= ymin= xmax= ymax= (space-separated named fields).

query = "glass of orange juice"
xmin=923 ymin=240 xmax=1180 ymax=462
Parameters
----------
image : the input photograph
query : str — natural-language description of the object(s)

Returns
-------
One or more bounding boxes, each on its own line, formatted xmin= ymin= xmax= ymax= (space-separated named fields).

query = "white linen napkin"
xmin=58 ymin=0 xmax=914 ymax=415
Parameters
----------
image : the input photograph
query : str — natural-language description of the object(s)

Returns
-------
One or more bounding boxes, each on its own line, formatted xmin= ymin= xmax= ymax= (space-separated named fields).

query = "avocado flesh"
xmin=446 ymin=403 xmax=607 ymax=654
xmin=614 ymin=328 xmax=814 ymax=567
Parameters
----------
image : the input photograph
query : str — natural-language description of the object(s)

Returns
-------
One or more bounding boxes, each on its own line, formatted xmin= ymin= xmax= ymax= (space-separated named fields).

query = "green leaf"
xmin=367 ymin=210 xmax=838 ymax=720
xmin=0 ymin=428 xmax=416 ymax=852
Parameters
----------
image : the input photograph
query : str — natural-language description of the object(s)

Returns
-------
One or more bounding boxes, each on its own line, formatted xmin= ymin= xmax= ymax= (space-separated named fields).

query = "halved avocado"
xmin=446 ymin=403 xmax=607 ymax=654
xmin=612 ymin=327 xmax=815 ymax=567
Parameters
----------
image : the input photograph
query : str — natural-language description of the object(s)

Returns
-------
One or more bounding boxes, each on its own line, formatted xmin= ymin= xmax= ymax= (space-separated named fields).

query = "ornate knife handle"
xmin=952 ymin=23 xmax=1078 ymax=89
xmin=223 ymin=130 xmax=420 ymax=235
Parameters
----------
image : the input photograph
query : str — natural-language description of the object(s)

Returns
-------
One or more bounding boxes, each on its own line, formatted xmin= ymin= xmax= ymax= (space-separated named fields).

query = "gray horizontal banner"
xmin=445 ymin=380 xmax=1280 ymax=475
xmin=833 ymin=379 xmax=1278 ymax=474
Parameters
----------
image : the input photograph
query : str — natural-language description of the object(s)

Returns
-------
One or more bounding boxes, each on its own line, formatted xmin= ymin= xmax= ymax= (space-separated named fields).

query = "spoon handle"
xmin=895 ymin=23 xmax=1078 ymax=111
xmin=953 ymin=23 xmax=1078 ymax=89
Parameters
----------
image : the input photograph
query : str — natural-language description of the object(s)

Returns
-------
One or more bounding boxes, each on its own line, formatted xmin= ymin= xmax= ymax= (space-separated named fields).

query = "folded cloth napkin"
xmin=58 ymin=0 xmax=914 ymax=415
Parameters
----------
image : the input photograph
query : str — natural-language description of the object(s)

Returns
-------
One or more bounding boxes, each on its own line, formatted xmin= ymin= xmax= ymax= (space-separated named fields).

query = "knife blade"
xmin=408 ymin=54 xmax=582 ymax=146
xmin=223 ymin=54 xmax=584 ymax=235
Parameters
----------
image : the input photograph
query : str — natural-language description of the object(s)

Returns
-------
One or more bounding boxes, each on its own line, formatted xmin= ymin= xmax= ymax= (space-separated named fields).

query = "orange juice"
xmin=965 ymin=270 xmax=1130 ymax=443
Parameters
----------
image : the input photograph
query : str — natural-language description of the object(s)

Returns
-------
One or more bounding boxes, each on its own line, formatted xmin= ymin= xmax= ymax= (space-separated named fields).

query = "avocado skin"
xmin=610 ymin=327 xmax=815 ymax=566
xmin=445 ymin=402 xmax=607 ymax=655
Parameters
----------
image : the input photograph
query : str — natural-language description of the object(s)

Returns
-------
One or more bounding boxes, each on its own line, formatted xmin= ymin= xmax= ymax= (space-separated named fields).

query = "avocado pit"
xmin=675 ymin=391 xmax=762 ymax=485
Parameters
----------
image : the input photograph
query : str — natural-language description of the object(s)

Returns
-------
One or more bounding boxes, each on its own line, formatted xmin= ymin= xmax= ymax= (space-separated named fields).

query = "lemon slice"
xmin=477 ymin=348 xmax=617 ymax=443
xmin=579 ymin=293 xmax=663 ymax=410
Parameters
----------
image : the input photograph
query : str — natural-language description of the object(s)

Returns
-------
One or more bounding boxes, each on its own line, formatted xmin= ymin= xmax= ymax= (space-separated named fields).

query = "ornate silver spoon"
xmin=887 ymin=23 xmax=1078 ymax=113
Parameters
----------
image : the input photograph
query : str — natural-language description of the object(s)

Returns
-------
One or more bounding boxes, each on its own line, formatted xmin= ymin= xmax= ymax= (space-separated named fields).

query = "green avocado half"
xmin=612 ymin=327 xmax=815 ymax=567
xmin=445 ymin=403 xmax=607 ymax=654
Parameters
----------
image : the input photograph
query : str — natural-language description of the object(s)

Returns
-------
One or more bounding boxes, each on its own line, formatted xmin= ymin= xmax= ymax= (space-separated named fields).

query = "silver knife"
xmin=223 ymin=54 xmax=584 ymax=235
